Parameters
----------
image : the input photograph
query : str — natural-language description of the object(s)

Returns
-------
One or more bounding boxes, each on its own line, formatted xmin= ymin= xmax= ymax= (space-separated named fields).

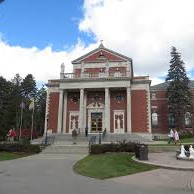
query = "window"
xmin=151 ymin=91 xmax=156 ymax=99
xmin=185 ymin=112 xmax=192 ymax=128
xmin=168 ymin=113 xmax=175 ymax=128
xmin=151 ymin=112 xmax=158 ymax=128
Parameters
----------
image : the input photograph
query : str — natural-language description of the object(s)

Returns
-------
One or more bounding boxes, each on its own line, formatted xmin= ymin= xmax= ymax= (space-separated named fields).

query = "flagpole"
xmin=30 ymin=107 xmax=34 ymax=141
xmin=19 ymin=107 xmax=23 ymax=140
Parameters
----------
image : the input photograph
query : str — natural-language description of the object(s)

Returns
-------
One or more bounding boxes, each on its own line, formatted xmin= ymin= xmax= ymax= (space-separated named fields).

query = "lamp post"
xmin=98 ymin=129 xmax=101 ymax=144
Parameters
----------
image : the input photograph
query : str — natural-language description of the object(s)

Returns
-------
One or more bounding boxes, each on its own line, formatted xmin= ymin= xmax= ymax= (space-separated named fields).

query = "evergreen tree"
xmin=11 ymin=74 xmax=23 ymax=128
xmin=21 ymin=74 xmax=37 ymax=129
xmin=0 ymin=76 xmax=15 ymax=138
xmin=166 ymin=46 xmax=193 ymax=130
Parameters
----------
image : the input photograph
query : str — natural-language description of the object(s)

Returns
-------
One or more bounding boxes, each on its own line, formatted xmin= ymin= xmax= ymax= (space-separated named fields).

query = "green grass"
xmin=74 ymin=153 xmax=158 ymax=179
xmin=150 ymin=137 xmax=194 ymax=146
xmin=0 ymin=152 xmax=30 ymax=161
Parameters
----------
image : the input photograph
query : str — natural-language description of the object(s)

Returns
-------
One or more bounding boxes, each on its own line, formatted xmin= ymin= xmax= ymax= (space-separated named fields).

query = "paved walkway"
xmin=133 ymin=152 xmax=194 ymax=170
xmin=0 ymin=153 xmax=193 ymax=194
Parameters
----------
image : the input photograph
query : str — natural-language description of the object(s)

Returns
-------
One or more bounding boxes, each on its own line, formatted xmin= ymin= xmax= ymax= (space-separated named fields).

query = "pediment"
xmin=72 ymin=46 xmax=131 ymax=64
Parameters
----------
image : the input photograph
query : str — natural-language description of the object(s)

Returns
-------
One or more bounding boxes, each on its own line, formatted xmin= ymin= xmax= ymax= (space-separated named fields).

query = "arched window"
xmin=168 ymin=113 xmax=175 ymax=128
xmin=152 ymin=112 xmax=158 ymax=128
xmin=185 ymin=112 xmax=192 ymax=127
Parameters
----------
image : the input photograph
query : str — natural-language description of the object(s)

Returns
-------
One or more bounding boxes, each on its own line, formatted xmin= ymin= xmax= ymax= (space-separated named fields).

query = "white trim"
xmin=62 ymin=91 xmax=67 ymax=134
xmin=73 ymin=61 xmax=129 ymax=69
xmin=105 ymin=88 xmax=110 ymax=132
xmin=147 ymin=89 xmax=152 ymax=133
xmin=60 ymin=80 xmax=131 ymax=89
xmin=57 ymin=90 xmax=64 ymax=133
xmin=44 ymin=89 xmax=50 ymax=134
xmin=113 ymin=110 xmax=125 ymax=134
xmin=79 ymin=89 xmax=84 ymax=132
xmin=127 ymin=87 xmax=132 ymax=133
xmin=87 ymin=103 xmax=105 ymax=132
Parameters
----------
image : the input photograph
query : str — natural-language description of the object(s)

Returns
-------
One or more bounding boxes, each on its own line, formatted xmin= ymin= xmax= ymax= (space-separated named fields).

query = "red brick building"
xmin=150 ymin=81 xmax=194 ymax=138
xmin=44 ymin=43 xmax=194 ymax=139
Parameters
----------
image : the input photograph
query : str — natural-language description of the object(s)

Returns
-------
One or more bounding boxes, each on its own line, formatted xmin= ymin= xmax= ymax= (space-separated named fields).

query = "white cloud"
xmin=0 ymin=38 xmax=98 ymax=83
xmin=79 ymin=0 xmax=194 ymax=84
xmin=1 ymin=0 xmax=194 ymax=86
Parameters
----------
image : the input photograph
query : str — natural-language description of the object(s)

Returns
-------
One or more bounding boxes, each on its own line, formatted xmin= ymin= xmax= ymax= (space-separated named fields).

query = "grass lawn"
xmin=0 ymin=152 xmax=30 ymax=161
xmin=150 ymin=137 xmax=194 ymax=146
xmin=74 ymin=153 xmax=158 ymax=179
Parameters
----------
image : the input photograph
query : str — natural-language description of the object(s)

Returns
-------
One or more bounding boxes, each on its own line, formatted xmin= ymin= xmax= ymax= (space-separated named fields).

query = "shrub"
xmin=0 ymin=143 xmax=40 ymax=153
xmin=90 ymin=142 xmax=136 ymax=154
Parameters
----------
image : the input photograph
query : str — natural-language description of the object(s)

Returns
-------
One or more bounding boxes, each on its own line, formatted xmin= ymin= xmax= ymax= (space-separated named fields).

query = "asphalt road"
xmin=0 ymin=153 xmax=193 ymax=194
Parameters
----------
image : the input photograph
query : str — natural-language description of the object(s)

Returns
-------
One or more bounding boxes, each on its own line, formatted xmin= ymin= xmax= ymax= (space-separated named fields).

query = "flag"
xmin=20 ymin=101 xmax=25 ymax=109
xmin=29 ymin=99 xmax=35 ymax=110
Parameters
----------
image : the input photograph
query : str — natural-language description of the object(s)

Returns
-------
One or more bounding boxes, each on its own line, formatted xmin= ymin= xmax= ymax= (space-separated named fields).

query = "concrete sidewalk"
xmin=133 ymin=152 xmax=194 ymax=170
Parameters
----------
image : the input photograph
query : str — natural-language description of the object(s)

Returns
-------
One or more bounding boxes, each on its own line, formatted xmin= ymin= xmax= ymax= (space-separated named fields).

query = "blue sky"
xmin=0 ymin=0 xmax=194 ymax=86
xmin=0 ymin=0 xmax=94 ymax=50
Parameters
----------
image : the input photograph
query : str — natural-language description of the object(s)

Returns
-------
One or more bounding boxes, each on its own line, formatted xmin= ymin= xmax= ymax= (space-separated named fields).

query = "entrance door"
xmin=91 ymin=113 xmax=102 ymax=132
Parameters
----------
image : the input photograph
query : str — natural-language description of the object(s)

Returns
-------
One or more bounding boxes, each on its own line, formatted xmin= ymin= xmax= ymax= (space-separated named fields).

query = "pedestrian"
xmin=168 ymin=128 xmax=174 ymax=144
xmin=72 ymin=128 xmax=78 ymax=144
xmin=174 ymin=129 xmax=180 ymax=144
xmin=85 ymin=126 xmax=88 ymax=137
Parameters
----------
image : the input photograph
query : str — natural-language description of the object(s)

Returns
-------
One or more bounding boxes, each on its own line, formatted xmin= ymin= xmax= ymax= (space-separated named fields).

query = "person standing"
xmin=174 ymin=129 xmax=180 ymax=144
xmin=85 ymin=126 xmax=88 ymax=137
xmin=168 ymin=129 xmax=174 ymax=144
xmin=72 ymin=128 xmax=78 ymax=144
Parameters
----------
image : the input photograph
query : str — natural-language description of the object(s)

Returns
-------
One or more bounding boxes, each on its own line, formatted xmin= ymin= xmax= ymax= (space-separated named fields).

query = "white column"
xmin=127 ymin=87 xmax=132 ymax=133
xmin=79 ymin=88 xmax=84 ymax=132
xmin=83 ymin=91 xmax=87 ymax=131
xmin=105 ymin=88 xmax=110 ymax=132
xmin=62 ymin=90 xmax=67 ymax=134
xmin=44 ymin=89 xmax=50 ymax=134
xmin=57 ymin=90 xmax=64 ymax=133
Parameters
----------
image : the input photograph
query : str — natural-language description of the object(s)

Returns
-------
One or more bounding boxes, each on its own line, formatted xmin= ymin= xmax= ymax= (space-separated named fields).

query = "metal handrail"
xmin=88 ymin=136 xmax=96 ymax=146
xmin=41 ymin=135 xmax=55 ymax=145
xmin=102 ymin=128 xmax=107 ymax=139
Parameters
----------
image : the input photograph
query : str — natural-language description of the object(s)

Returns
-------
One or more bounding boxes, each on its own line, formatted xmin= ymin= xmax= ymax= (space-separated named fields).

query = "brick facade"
xmin=131 ymin=90 xmax=149 ymax=132
xmin=48 ymin=92 xmax=59 ymax=133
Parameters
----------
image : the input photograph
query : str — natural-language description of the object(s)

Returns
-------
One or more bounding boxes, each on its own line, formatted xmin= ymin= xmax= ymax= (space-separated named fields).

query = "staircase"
xmin=35 ymin=133 xmax=152 ymax=154
xmin=41 ymin=144 xmax=89 ymax=154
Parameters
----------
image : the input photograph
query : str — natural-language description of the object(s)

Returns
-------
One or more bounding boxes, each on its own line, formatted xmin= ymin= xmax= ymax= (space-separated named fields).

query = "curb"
xmin=132 ymin=156 xmax=194 ymax=171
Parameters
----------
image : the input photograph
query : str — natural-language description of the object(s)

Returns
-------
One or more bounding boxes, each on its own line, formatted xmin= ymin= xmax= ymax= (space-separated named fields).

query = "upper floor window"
xmin=151 ymin=112 xmax=158 ymax=128
xmin=168 ymin=113 xmax=175 ymax=128
xmin=185 ymin=112 xmax=192 ymax=128
xmin=151 ymin=91 xmax=156 ymax=99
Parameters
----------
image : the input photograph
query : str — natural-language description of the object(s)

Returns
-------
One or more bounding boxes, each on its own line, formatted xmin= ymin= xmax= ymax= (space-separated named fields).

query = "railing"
xmin=102 ymin=128 xmax=107 ymax=139
xmin=63 ymin=71 xmax=130 ymax=79
xmin=88 ymin=135 xmax=97 ymax=153
xmin=41 ymin=135 xmax=55 ymax=145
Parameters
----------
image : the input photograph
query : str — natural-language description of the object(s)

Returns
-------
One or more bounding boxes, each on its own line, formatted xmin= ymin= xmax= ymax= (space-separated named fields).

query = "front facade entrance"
xmin=91 ymin=113 xmax=102 ymax=132
xmin=45 ymin=43 xmax=152 ymax=136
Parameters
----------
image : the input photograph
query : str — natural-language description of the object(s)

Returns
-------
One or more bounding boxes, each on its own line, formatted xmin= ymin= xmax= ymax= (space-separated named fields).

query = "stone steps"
xmin=41 ymin=144 xmax=89 ymax=154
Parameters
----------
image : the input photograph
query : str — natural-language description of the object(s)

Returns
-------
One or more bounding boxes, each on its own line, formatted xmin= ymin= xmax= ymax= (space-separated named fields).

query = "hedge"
xmin=90 ymin=142 xmax=137 ymax=154
xmin=0 ymin=143 xmax=41 ymax=153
